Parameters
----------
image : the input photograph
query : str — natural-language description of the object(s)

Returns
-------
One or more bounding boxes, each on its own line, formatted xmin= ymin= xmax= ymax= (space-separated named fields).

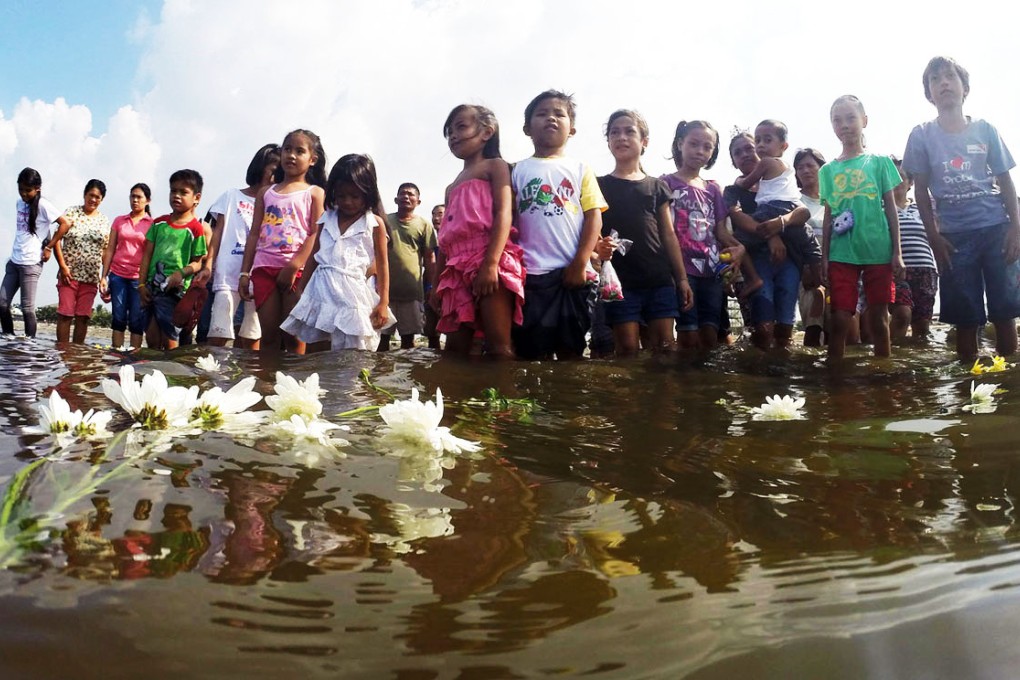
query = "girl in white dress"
xmin=282 ymin=154 xmax=391 ymax=351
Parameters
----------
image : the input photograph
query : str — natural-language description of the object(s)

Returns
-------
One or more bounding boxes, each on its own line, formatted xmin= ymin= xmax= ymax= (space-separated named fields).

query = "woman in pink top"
xmin=100 ymin=183 xmax=153 ymax=349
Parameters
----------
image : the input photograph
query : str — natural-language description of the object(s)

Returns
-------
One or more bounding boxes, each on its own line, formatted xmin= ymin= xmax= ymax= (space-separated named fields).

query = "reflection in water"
xmin=1 ymin=337 xmax=1020 ymax=677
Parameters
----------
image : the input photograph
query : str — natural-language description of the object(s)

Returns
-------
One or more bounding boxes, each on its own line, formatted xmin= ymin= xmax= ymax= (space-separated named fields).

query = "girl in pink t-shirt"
xmin=101 ymin=182 xmax=153 ymax=349
xmin=239 ymin=129 xmax=326 ymax=354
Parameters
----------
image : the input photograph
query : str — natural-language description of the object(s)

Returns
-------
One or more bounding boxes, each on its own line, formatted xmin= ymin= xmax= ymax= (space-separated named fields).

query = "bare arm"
xmin=734 ymin=158 xmax=780 ymax=190
xmin=137 ymin=240 xmax=155 ymax=306
xmin=238 ymin=187 xmax=267 ymax=300
xmin=192 ymin=220 xmax=215 ymax=287
xmin=370 ymin=215 xmax=390 ymax=329
xmin=657 ymin=202 xmax=693 ymax=311
xmin=565 ymin=208 xmax=602 ymax=288
xmin=883 ymin=189 xmax=905 ymax=279
xmin=997 ymin=171 xmax=1020 ymax=263
xmin=473 ymin=160 xmax=513 ymax=297
xmin=100 ymin=223 xmax=120 ymax=291
xmin=43 ymin=216 xmax=71 ymax=262
xmin=298 ymin=222 xmax=324 ymax=294
xmin=912 ymin=173 xmax=953 ymax=271
xmin=279 ymin=186 xmax=325 ymax=289
xmin=820 ymin=204 xmax=833 ymax=286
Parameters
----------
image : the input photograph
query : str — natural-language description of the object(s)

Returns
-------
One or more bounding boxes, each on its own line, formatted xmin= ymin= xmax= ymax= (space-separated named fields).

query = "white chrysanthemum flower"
xmin=196 ymin=354 xmax=221 ymax=372
xmin=268 ymin=414 xmax=349 ymax=466
xmin=963 ymin=381 xmax=1001 ymax=414
xmin=378 ymin=388 xmax=481 ymax=454
xmin=265 ymin=372 xmax=324 ymax=422
xmin=750 ymin=394 xmax=806 ymax=421
xmin=101 ymin=364 xmax=199 ymax=430
xmin=35 ymin=390 xmax=78 ymax=434
xmin=30 ymin=391 xmax=113 ymax=442
xmin=190 ymin=376 xmax=265 ymax=430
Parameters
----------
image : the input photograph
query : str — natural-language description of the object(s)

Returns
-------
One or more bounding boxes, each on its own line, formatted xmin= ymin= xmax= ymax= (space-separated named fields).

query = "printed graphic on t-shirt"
xmin=829 ymin=169 xmax=879 ymax=205
xmin=259 ymin=202 xmax=302 ymax=249
xmin=670 ymin=185 xmax=720 ymax=276
xmin=231 ymin=198 xmax=255 ymax=256
xmin=940 ymin=153 xmax=991 ymax=203
xmin=517 ymin=177 xmax=579 ymax=217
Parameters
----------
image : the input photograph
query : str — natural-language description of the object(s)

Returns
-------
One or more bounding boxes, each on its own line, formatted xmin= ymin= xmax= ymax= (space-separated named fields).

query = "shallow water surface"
xmin=1 ymin=334 xmax=1020 ymax=679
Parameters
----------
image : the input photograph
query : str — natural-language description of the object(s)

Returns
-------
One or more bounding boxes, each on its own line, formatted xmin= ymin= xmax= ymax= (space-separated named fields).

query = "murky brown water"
xmin=2 ymin=332 xmax=1020 ymax=679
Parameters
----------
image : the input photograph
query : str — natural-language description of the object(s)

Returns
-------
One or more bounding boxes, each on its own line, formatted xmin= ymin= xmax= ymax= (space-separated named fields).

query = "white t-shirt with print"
xmin=209 ymin=187 xmax=257 ymax=292
xmin=11 ymin=197 xmax=60 ymax=265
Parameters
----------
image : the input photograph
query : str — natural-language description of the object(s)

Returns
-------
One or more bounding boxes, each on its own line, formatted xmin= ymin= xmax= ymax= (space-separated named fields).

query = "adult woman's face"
xmin=129 ymin=188 xmax=149 ymax=214
xmin=83 ymin=187 xmax=104 ymax=215
xmin=795 ymin=155 xmax=822 ymax=193
xmin=730 ymin=136 xmax=758 ymax=176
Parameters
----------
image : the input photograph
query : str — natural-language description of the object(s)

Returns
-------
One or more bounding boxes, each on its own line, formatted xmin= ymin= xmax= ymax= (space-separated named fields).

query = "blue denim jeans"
xmin=749 ymin=249 xmax=801 ymax=326
xmin=108 ymin=272 xmax=146 ymax=334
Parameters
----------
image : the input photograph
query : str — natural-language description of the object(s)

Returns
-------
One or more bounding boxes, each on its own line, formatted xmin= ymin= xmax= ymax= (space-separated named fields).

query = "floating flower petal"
xmin=196 ymin=354 xmax=221 ymax=372
xmin=191 ymin=376 xmax=265 ymax=430
xmin=265 ymin=372 xmax=324 ymax=422
xmin=101 ymin=364 xmax=199 ymax=430
xmin=963 ymin=381 xmax=1001 ymax=413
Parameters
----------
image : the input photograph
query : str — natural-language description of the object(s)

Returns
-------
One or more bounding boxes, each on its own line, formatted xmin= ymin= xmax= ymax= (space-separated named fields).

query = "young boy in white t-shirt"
xmin=511 ymin=89 xmax=608 ymax=360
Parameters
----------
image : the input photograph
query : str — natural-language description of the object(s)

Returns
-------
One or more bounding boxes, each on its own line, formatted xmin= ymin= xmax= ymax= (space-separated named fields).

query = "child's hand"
xmin=139 ymin=284 xmax=152 ymax=306
xmin=757 ymin=217 xmax=783 ymax=239
xmin=1005 ymin=229 xmax=1020 ymax=264
xmin=721 ymin=243 xmax=746 ymax=265
xmin=192 ymin=267 xmax=211 ymax=288
xmin=930 ymin=233 xmax=956 ymax=271
xmin=472 ymin=263 xmax=499 ymax=298
xmin=802 ymin=263 xmax=822 ymax=289
xmin=678 ymin=279 xmax=694 ymax=312
xmin=892 ymin=253 xmax=906 ymax=281
xmin=58 ymin=266 xmax=72 ymax=285
xmin=594 ymin=236 xmax=617 ymax=261
xmin=277 ymin=263 xmax=299 ymax=291
xmin=165 ymin=269 xmax=184 ymax=291
xmin=370 ymin=302 xmax=388 ymax=330
xmin=767 ymin=235 xmax=786 ymax=265
xmin=238 ymin=274 xmax=253 ymax=301
xmin=562 ymin=261 xmax=589 ymax=289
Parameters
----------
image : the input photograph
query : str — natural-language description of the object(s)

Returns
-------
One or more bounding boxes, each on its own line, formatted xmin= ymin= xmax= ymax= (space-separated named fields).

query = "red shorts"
xmin=57 ymin=279 xmax=99 ymax=317
xmin=251 ymin=266 xmax=302 ymax=309
xmin=828 ymin=262 xmax=894 ymax=313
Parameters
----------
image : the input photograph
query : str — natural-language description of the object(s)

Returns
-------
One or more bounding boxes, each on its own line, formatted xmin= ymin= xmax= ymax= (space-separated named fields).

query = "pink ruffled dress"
xmin=435 ymin=179 xmax=525 ymax=333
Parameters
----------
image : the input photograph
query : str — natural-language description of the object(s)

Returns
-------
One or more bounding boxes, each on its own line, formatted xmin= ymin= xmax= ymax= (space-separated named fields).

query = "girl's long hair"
xmin=17 ymin=167 xmax=42 ymax=236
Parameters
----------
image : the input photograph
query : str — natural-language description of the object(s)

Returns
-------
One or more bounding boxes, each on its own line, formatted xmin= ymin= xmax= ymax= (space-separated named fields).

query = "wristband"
xmin=239 ymin=272 xmax=251 ymax=278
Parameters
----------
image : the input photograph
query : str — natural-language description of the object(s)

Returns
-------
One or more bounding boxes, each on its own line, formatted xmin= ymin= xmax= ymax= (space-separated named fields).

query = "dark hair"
xmin=756 ymin=119 xmax=788 ymax=142
xmin=830 ymin=94 xmax=866 ymax=116
xmin=671 ymin=120 xmax=720 ymax=170
xmin=524 ymin=89 xmax=576 ymax=125
xmin=397 ymin=182 xmax=420 ymax=196
xmin=923 ymin=56 xmax=970 ymax=103
xmin=432 ymin=204 xmax=445 ymax=212
xmin=17 ymin=167 xmax=42 ymax=236
xmin=131 ymin=182 xmax=152 ymax=215
xmin=169 ymin=169 xmax=204 ymax=194
xmin=727 ymin=130 xmax=755 ymax=169
xmin=793 ymin=148 xmax=826 ymax=189
xmin=245 ymin=143 xmax=281 ymax=187
xmin=84 ymin=178 xmax=107 ymax=199
xmin=276 ymin=129 xmax=327 ymax=189
xmin=324 ymin=154 xmax=382 ymax=213
xmin=443 ymin=104 xmax=502 ymax=159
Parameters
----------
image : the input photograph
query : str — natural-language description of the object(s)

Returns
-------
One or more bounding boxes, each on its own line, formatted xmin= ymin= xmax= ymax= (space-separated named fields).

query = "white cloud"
xmin=2 ymin=0 xmax=1019 ymax=308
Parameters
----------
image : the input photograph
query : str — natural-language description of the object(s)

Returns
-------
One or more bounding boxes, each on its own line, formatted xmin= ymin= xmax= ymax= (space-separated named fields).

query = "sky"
xmin=1 ymin=0 xmax=1018 ymax=307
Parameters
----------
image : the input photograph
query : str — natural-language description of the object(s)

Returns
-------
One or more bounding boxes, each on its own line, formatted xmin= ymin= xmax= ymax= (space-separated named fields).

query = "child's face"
xmin=431 ymin=206 xmax=445 ymax=228
xmin=169 ymin=181 xmax=200 ymax=215
xmin=524 ymin=97 xmax=575 ymax=155
xmin=830 ymin=102 xmax=867 ymax=145
xmin=927 ymin=65 xmax=966 ymax=108
xmin=337 ymin=182 xmax=367 ymax=217
xmin=17 ymin=183 xmax=40 ymax=203
xmin=261 ymin=159 xmax=280 ymax=186
xmin=679 ymin=127 xmax=717 ymax=172
xmin=754 ymin=124 xmax=787 ymax=159
xmin=83 ymin=187 xmax=104 ymax=215
xmin=607 ymin=115 xmax=646 ymax=162
xmin=281 ymin=134 xmax=316 ymax=178
xmin=446 ymin=109 xmax=491 ymax=160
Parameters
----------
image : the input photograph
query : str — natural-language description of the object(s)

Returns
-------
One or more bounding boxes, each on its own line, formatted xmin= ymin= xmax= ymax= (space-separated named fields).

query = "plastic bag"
xmin=598 ymin=230 xmax=633 ymax=302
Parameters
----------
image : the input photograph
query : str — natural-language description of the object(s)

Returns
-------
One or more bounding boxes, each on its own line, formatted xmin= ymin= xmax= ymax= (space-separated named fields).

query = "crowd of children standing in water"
xmin=1 ymin=56 xmax=1018 ymax=363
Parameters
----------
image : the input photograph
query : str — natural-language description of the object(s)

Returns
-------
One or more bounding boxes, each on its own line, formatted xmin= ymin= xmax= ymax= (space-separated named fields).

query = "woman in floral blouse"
xmin=53 ymin=179 xmax=110 ymax=343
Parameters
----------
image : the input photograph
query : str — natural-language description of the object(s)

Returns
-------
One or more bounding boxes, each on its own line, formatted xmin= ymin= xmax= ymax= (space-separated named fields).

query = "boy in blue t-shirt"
xmin=903 ymin=56 xmax=1020 ymax=361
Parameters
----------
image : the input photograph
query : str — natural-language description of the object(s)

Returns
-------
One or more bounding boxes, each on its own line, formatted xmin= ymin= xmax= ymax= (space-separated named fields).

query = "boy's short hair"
xmin=923 ymin=56 xmax=970 ymax=103
xmin=756 ymin=119 xmax=788 ymax=142
xmin=432 ymin=204 xmax=445 ymax=212
xmin=397 ymin=182 xmax=420 ymax=196
xmin=524 ymin=90 xmax=576 ymax=125
xmin=169 ymin=169 xmax=203 ymax=194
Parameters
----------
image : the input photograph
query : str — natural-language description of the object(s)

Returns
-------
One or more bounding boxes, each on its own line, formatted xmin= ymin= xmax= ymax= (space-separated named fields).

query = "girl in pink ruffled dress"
xmin=435 ymin=104 xmax=525 ymax=358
